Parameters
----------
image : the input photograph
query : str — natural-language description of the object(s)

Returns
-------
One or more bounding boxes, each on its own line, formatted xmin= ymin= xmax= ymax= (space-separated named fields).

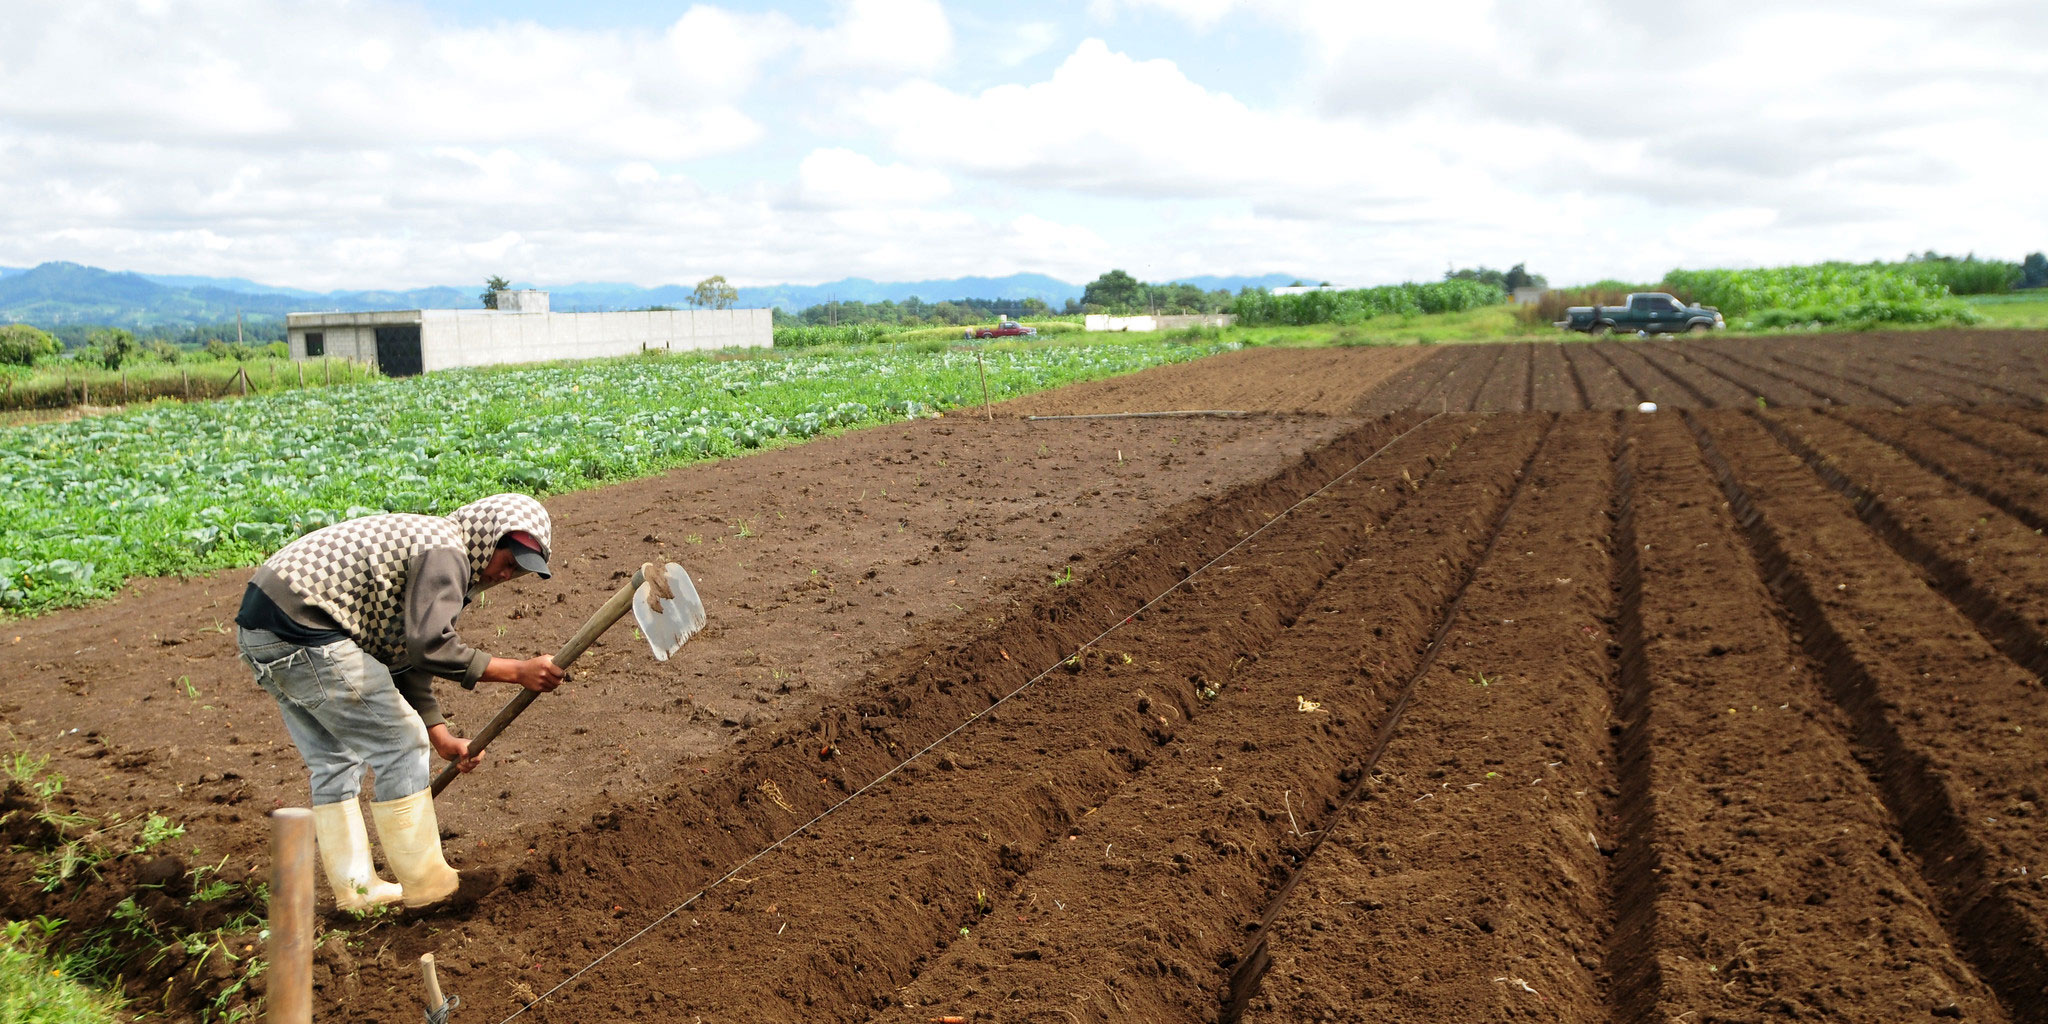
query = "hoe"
xmin=430 ymin=561 xmax=706 ymax=797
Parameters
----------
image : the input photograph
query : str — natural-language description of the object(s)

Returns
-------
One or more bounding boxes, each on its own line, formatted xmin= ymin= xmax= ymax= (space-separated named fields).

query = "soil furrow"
xmin=1826 ymin=407 xmax=2048 ymax=533
xmin=333 ymin=411 xmax=1469 ymax=1021
xmin=1766 ymin=350 xmax=1926 ymax=406
xmin=1713 ymin=343 xmax=1882 ymax=407
xmin=1603 ymin=413 xmax=1664 ymax=1023
xmin=1696 ymin=409 xmax=2048 ymax=1020
xmin=1583 ymin=344 xmax=1650 ymax=405
xmin=1631 ymin=342 xmax=1754 ymax=407
xmin=1236 ymin=412 xmax=1619 ymax=1023
xmin=1974 ymin=406 xmax=2048 ymax=443
xmin=1355 ymin=348 xmax=1464 ymax=415
xmin=1597 ymin=343 xmax=1696 ymax=408
xmin=856 ymin=414 xmax=1557 ymax=1024
xmin=1212 ymin=413 xmax=1548 ymax=1015
xmin=1662 ymin=343 xmax=1826 ymax=409
xmin=1750 ymin=409 xmax=2048 ymax=681
xmin=1457 ymin=344 xmax=1511 ymax=413
xmin=1470 ymin=342 xmax=1523 ymax=413
xmin=1520 ymin=344 xmax=1538 ymax=413
xmin=1940 ymin=408 xmax=2048 ymax=474
xmin=1222 ymin=414 xmax=1556 ymax=1020
xmin=1895 ymin=352 xmax=2044 ymax=407
xmin=1529 ymin=343 xmax=1588 ymax=411
xmin=1556 ymin=344 xmax=1638 ymax=407
xmin=1624 ymin=414 xmax=1986 ymax=1020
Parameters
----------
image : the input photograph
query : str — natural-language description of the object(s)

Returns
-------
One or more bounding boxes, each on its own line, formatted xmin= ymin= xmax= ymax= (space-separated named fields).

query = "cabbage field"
xmin=0 ymin=339 xmax=1233 ymax=614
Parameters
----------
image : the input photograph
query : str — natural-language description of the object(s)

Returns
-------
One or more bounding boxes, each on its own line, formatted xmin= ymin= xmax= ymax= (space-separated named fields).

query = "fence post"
xmin=324 ymin=357 xmax=330 ymax=385
xmin=120 ymin=369 xmax=127 ymax=403
xmin=268 ymin=807 xmax=315 ymax=1024
xmin=183 ymin=369 xmax=191 ymax=401
xmin=239 ymin=367 xmax=250 ymax=397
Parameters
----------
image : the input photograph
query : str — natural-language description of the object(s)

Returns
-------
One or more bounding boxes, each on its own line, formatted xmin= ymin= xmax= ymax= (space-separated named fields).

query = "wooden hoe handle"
xmin=430 ymin=568 xmax=644 ymax=797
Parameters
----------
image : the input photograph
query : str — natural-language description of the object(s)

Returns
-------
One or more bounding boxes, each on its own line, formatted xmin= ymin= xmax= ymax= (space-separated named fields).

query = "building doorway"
xmin=373 ymin=325 xmax=424 ymax=377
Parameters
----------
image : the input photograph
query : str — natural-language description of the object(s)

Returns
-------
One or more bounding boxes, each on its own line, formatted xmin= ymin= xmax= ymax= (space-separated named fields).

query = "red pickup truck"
xmin=965 ymin=320 xmax=1039 ymax=339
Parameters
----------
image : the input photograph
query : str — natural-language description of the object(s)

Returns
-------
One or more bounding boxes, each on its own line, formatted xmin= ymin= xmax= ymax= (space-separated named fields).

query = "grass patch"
xmin=0 ymin=920 xmax=124 ymax=1024
xmin=1965 ymin=290 xmax=2048 ymax=328
xmin=0 ymin=356 xmax=380 ymax=413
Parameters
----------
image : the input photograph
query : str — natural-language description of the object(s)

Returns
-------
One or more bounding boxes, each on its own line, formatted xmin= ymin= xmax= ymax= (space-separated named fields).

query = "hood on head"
xmin=445 ymin=493 xmax=553 ymax=585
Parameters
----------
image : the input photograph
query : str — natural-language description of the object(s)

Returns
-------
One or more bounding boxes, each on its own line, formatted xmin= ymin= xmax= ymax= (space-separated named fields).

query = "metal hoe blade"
xmin=633 ymin=562 xmax=706 ymax=661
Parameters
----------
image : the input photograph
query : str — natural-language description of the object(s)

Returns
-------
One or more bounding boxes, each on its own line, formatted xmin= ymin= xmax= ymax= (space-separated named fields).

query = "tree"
xmin=1503 ymin=263 xmax=1547 ymax=291
xmin=1082 ymin=269 xmax=1141 ymax=311
xmin=480 ymin=274 xmax=511 ymax=309
xmin=689 ymin=275 xmax=739 ymax=310
xmin=90 ymin=327 xmax=139 ymax=370
xmin=0 ymin=323 xmax=61 ymax=366
xmin=2023 ymin=252 xmax=2048 ymax=290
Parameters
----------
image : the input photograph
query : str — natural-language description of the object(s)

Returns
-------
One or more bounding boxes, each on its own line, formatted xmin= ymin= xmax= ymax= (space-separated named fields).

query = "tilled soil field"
xmin=1361 ymin=330 xmax=2048 ymax=413
xmin=8 ymin=332 xmax=2048 ymax=1022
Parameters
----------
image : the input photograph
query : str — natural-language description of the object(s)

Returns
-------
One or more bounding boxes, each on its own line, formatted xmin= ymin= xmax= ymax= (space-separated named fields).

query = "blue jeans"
xmin=238 ymin=627 xmax=431 ymax=804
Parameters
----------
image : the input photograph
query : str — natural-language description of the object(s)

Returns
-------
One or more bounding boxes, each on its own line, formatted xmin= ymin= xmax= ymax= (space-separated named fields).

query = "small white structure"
xmin=286 ymin=291 xmax=772 ymax=376
xmin=1084 ymin=313 xmax=1236 ymax=332
xmin=492 ymin=289 xmax=550 ymax=313
xmin=1511 ymin=287 xmax=1546 ymax=306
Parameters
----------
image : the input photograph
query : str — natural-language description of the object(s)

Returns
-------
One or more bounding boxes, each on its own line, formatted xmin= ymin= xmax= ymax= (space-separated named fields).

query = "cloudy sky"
xmin=1 ymin=0 xmax=2042 ymax=291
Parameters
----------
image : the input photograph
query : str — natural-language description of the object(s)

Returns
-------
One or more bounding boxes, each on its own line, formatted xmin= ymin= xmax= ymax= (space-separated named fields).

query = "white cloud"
xmin=796 ymin=148 xmax=952 ymax=208
xmin=856 ymin=2 xmax=2048 ymax=284
xmin=1087 ymin=0 xmax=1240 ymax=29
xmin=0 ymin=0 xmax=2042 ymax=293
xmin=801 ymin=0 xmax=954 ymax=76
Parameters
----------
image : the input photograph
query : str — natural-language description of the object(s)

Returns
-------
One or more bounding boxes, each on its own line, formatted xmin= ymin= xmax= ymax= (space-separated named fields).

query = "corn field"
xmin=1230 ymin=280 xmax=1502 ymax=326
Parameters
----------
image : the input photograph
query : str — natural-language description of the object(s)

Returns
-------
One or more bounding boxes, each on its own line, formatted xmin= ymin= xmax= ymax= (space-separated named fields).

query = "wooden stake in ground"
xmin=976 ymin=350 xmax=992 ymax=422
xmin=419 ymin=953 xmax=457 ymax=1022
xmin=238 ymin=366 xmax=250 ymax=397
xmin=297 ymin=362 xmax=304 ymax=387
xmin=268 ymin=808 xmax=314 ymax=1024
xmin=182 ymin=369 xmax=190 ymax=401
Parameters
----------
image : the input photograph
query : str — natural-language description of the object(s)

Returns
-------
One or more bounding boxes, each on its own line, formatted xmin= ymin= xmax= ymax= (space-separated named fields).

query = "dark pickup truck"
xmin=1557 ymin=292 xmax=1724 ymax=334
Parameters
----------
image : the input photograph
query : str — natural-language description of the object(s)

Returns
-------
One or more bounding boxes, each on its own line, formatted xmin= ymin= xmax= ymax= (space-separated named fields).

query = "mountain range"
xmin=0 ymin=262 xmax=1305 ymax=328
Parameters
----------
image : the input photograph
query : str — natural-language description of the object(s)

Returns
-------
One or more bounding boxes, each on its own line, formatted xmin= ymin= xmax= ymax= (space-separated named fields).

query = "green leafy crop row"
xmin=0 ymin=339 xmax=1233 ymax=615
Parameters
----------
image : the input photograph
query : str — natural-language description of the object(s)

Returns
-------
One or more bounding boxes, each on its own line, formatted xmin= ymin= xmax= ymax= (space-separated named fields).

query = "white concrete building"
xmin=1084 ymin=313 xmax=1237 ymax=332
xmin=285 ymin=291 xmax=772 ymax=376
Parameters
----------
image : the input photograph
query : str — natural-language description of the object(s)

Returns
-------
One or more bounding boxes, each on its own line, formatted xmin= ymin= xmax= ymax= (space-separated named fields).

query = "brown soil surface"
xmin=1359 ymin=330 xmax=2048 ymax=412
xmin=999 ymin=345 xmax=1429 ymax=417
xmin=8 ymin=332 xmax=2048 ymax=1023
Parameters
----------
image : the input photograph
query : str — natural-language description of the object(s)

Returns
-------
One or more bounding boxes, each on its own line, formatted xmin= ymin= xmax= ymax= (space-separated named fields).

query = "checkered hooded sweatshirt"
xmin=258 ymin=493 xmax=553 ymax=664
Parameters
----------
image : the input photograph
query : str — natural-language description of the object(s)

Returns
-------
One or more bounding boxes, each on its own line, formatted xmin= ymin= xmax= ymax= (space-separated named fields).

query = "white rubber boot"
xmin=310 ymin=801 xmax=404 ymax=911
xmin=368 ymin=789 xmax=460 ymax=908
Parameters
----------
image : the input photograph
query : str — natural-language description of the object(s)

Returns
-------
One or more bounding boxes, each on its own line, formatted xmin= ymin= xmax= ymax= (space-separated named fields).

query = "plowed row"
xmin=306 ymin=391 xmax=2047 ymax=1022
xmin=12 ymin=333 xmax=2048 ymax=1022
xmin=1363 ymin=330 xmax=2048 ymax=412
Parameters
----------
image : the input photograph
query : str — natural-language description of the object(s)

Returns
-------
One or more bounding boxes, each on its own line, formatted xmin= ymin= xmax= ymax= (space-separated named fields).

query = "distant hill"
xmin=0 ymin=262 xmax=1310 ymax=327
